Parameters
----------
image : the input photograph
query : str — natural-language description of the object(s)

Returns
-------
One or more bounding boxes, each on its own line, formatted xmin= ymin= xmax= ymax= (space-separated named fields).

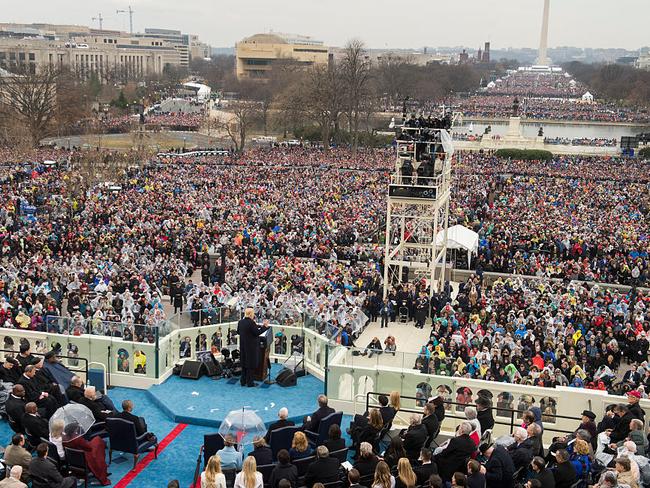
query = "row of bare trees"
xmin=213 ymin=39 xmax=484 ymax=153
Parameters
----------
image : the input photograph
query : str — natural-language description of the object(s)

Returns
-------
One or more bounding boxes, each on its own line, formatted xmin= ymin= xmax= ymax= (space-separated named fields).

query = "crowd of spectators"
xmin=453 ymin=96 xmax=650 ymax=123
xmin=484 ymin=71 xmax=588 ymax=98
xmin=452 ymin=154 xmax=650 ymax=285
xmin=543 ymin=138 xmax=618 ymax=147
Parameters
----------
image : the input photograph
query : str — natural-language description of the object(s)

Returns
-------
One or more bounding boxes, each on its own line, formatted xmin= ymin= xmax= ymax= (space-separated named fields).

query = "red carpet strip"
xmin=113 ymin=423 xmax=188 ymax=488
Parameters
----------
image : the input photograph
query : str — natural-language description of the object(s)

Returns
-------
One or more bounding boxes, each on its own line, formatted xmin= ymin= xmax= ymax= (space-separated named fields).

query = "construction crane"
xmin=92 ymin=13 xmax=104 ymax=31
xmin=116 ymin=6 xmax=134 ymax=34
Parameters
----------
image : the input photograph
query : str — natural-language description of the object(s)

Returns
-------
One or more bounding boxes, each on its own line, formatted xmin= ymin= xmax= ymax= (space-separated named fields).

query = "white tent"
xmin=435 ymin=224 xmax=479 ymax=267
xmin=581 ymin=91 xmax=594 ymax=102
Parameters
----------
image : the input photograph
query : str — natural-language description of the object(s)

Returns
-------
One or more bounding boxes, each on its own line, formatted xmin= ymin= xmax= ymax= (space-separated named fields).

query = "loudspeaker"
xmin=180 ymin=360 xmax=205 ymax=380
xmin=203 ymin=360 xmax=222 ymax=377
xmin=276 ymin=367 xmax=297 ymax=387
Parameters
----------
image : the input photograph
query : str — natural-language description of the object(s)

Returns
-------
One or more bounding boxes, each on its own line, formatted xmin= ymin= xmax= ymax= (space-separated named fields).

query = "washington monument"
xmin=537 ymin=0 xmax=550 ymax=65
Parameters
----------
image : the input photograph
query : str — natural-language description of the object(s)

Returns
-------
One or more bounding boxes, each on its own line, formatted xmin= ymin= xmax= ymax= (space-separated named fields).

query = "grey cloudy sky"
xmin=6 ymin=0 xmax=649 ymax=50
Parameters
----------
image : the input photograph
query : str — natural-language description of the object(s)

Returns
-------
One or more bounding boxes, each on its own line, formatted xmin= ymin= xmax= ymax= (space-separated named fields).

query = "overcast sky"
xmin=7 ymin=0 xmax=650 ymax=50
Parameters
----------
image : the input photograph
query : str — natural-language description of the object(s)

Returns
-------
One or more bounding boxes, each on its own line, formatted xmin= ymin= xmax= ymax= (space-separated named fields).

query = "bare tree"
xmin=296 ymin=64 xmax=345 ymax=150
xmin=217 ymin=101 xmax=260 ymax=152
xmin=0 ymin=65 xmax=60 ymax=146
xmin=341 ymin=39 xmax=372 ymax=156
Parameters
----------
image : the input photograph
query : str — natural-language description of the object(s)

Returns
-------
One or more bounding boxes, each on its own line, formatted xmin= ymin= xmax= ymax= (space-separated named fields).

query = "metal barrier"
xmin=364 ymin=391 xmax=582 ymax=437
xmin=1 ymin=348 xmax=89 ymax=381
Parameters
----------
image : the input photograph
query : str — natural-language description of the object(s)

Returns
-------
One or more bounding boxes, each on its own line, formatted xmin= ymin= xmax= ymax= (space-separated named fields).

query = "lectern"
xmin=253 ymin=328 xmax=271 ymax=381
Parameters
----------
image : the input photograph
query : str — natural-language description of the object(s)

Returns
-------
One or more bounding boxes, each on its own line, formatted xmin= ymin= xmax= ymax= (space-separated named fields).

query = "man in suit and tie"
xmin=414 ymin=448 xmax=438 ymax=486
xmin=304 ymin=446 xmax=340 ymax=488
xmin=402 ymin=414 xmax=429 ymax=461
xmin=265 ymin=407 xmax=295 ymax=443
xmin=304 ymin=395 xmax=335 ymax=432
xmin=5 ymin=385 xmax=27 ymax=431
xmin=116 ymin=400 xmax=150 ymax=437
xmin=22 ymin=402 xmax=49 ymax=441
xmin=29 ymin=443 xmax=76 ymax=488
xmin=237 ymin=307 xmax=269 ymax=387
xmin=434 ymin=422 xmax=477 ymax=482
xmin=422 ymin=403 xmax=440 ymax=441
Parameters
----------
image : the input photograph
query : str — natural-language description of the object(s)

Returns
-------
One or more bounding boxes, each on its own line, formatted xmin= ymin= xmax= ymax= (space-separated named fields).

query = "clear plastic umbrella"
xmin=50 ymin=403 xmax=95 ymax=441
xmin=218 ymin=408 xmax=267 ymax=446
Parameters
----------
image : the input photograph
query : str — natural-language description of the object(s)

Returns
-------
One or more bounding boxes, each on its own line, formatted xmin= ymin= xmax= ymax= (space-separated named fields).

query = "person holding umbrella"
xmin=237 ymin=308 xmax=269 ymax=387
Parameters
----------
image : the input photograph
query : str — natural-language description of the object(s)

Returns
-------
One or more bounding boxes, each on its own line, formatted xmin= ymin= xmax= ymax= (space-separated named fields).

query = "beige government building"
xmin=235 ymin=32 xmax=329 ymax=80
xmin=0 ymin=23 xmax=210 ymax=81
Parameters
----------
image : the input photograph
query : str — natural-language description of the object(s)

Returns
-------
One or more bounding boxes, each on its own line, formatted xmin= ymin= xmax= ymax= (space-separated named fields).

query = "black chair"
xmin=86 ymin=421 xmax=108 ymax=440
xmin=65 ymin=446 xmax=91 ymax=488
xmin=204 ymin=433 xmax=225 ymax=467
xmin=322 ymin=481 xmax=343 ymax=488
xmin=330 ymin=447 xmax=349 ymax=464
xmin=294 ymin=455 xmax=316 ymax=477
xmin=223 ymin=468 xmax=237 ymax=488
xmin=258 ymin=463 xmax=275 ymax=485
xmin=306 ymin=411 xmax=343 ymax=446
xmin=106 ymin=417 xmax=158 ymax=469
xmin=270 ymin=425 xmax=301 ymax=460
xmin=7 ymin=418 xmax=21 ymax=434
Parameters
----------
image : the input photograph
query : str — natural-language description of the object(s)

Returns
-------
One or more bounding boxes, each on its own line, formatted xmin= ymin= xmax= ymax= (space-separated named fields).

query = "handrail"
xmin=1 ymin=348 xmax=89 ymax=380
xmin=364 ymin=391 xmax=581 ymax=436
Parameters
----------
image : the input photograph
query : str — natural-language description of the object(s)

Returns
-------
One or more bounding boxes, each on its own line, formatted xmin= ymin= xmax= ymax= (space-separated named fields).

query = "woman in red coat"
xmin=64 ymin=433 xmax=111 ymax=485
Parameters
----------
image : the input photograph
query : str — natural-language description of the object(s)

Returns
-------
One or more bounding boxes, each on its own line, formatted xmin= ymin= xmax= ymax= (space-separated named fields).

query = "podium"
xmin=253 ymin=328 xmax=271 ymax=381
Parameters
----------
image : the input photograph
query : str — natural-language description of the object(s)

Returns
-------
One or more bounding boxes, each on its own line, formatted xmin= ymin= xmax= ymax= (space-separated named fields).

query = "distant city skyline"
xmin=6 ymin=0 xmax=650 ymax=51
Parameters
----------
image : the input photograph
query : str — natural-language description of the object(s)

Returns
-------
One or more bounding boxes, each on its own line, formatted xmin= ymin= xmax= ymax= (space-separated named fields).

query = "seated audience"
xmin=22 ymin=402 xmax=49 ymax=441
xmin=530 ymin=456 xmax=555 ymax=488
xmin=435 ymin=422 xmax=476 ymax=481
xmin=63 ymin=422 xmax=111 ymax=485
xmin=29 ymin=443 xmax=76 ymax=488
xmin=79 ymin=386 xmax=113 ymax=421
xmin=552 ymin=450 xmax=577 ymax=488
xmin=508 ymin=427 xmax=533 ymax=470
xmin=373 ymin=460 xmax=396 ymax=488
xmin=49 ymin=418 xmax=66 ymax=459
xmin=384 ymin=437 xmax=407 ymax=468
xmin=116 ymin=399 xmax=156 ymax=440
xmin=234 ymin=456 xmax=263 ymax=488
xmin=614 ymin=457 xmax=638 ymax=488
xmin=349 ymin=468 xmax=365 ymax=488
xmin=304 ymin=395 xmax=335 ymax=432
xmin=4 ymin=434 xmax=31 ymax=483
xmin=304 ymin=445 xmax=340 ymax=488
xmin=402 ymin=414 xmax=428 ymax=461
xmin=289 ymin=431 xmax=314 ymax=461
xmin=251 ymin=436 xmax=273 ymax=466
xmin=354 ymin=442 xmax=380 ymax=479
xmin=268 ymin=449 xmax=298 ymax=488
xmin=324 ymin=424 xmax=346 ymax=452
xmin=482 ymin=443 xmax=516 ymax=488
xmin=414 ymin=448 xmax=438 ymax=486
xmin=466 ymin=460 xmax=486 ymax=488
xmin=396 ymin=458 xmax=417 ymax=488
xmin=217 ymin=435 xmax=243 ymax=470
xmin=265 ymin=407 xmax=295 ymax=443
xmin=202 ymin=454 xmax=226 ymax=488
xmin=0 ymin=465 xmax=27 ymax=488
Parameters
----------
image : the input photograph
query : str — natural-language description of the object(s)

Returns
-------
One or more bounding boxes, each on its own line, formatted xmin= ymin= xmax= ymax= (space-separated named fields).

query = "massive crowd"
xmin=484 ymin=71 xmax=587 ymax=98
xmin=452 ymin=154 xmax=650 ymax=284
xmin=454 ymin=96 xmax=650 ymax=123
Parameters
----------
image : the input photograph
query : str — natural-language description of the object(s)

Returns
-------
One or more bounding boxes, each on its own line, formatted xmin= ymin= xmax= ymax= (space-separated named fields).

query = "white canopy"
xmin=581 ymin=91 xmax=594 ymax=102
xmin=436 ymin=225 xmax=479 ymax=267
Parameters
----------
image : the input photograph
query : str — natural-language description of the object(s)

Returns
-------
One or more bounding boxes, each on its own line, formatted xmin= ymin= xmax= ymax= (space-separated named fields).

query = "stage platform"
xmin=147 ymin=363 xmax=325 ymax=427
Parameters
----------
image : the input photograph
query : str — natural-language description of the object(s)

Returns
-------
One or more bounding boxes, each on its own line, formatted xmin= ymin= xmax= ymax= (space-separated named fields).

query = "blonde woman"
xmin=289 ymin=431 xmax=314 ymax=460
xmin=49 ymin=418 xmax=66 ymax=459
xmin=395 ymin=458 xmax=417 ymax=488
xmin=373 ymin=460 xmax=396 ymax=488
xmin=389 ymin=391 xmax=401 ymax=411
xmin=202 ymin=455 xmax=226 ymax=488
xmin=234 ymin=456 xmax=263 ymax=488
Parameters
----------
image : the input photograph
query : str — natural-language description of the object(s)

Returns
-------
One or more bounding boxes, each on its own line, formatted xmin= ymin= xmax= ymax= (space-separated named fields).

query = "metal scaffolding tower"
xmin=382 ymin=121 xmax=453 ymax=298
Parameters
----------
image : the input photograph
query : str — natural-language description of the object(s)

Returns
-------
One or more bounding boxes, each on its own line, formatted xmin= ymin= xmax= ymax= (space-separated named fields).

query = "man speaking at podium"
xmin=237 ymin=307 xmax=269 ymax=387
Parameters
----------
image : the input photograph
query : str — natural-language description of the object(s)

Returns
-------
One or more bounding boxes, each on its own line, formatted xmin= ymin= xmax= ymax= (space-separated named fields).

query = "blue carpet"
xmin=147 ymin=364 xmax=325 ymax=428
